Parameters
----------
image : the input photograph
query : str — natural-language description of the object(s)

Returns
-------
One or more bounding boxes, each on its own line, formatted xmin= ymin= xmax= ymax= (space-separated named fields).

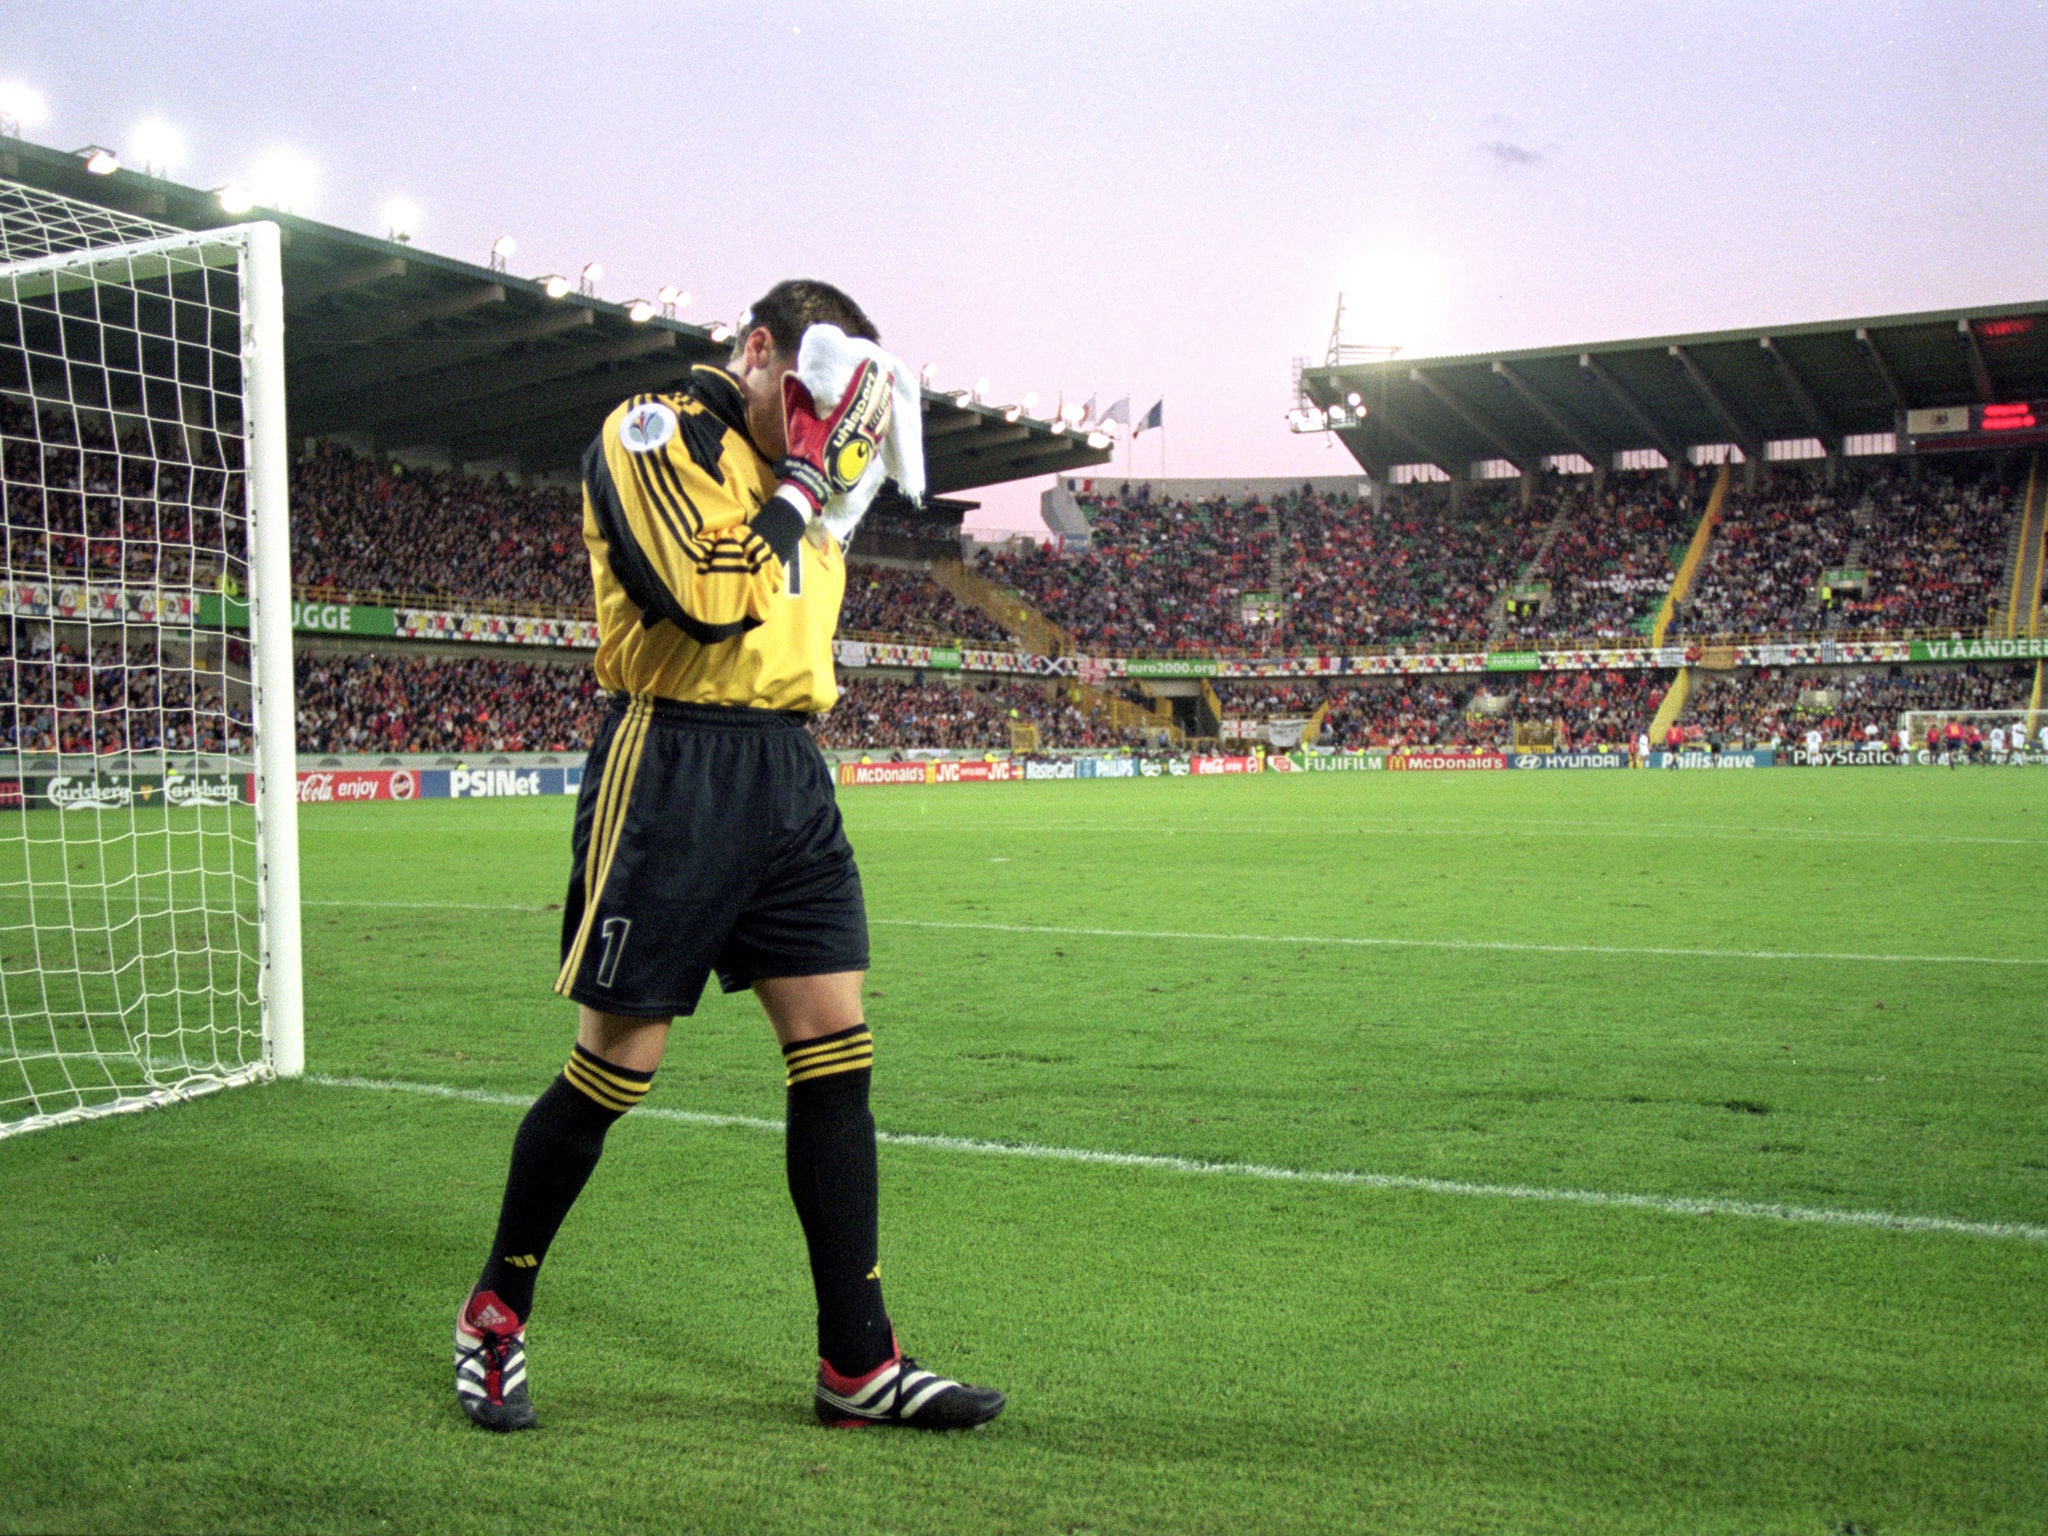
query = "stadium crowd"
xmin=808 ymin=676 xmax=1115 ymax=752
xmin=294 ymin=651 xmax=601 ymax=754
xmin=975 ymin=489 xmax=1280 ymax=652
xmin=0 ymin=622 xmax=252 ymax=755
xmin=291 ymin=445 xmax=586 ymax=610
xmin=1 ymin=398 xmax=246 ymax=590
xmin=1676 ymin=462 xmax=2018 ymax=637
xmin=837 ymin=564 xmax=1011 ymax=645
xmin=1680 ymin=663 xmax=2034 ymax=746
xmin=1280 ymin=482 xmax=1544 ymax=648
xmin=1217 ymin=668 xmax=1668 ymax=751
xmin=1506 ymin=473 xmax=1700 ymax=640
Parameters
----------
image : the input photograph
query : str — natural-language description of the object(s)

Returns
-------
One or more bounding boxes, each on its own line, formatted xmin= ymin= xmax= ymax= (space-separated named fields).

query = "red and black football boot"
xmin=454 ymin=1290 xmax=537 ymax=1431
xmin=814 ymin=1349 xmax=1005 ymax=1430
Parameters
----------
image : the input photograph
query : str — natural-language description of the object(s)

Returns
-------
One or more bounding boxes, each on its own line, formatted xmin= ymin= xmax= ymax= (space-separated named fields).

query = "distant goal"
xmin=0 ymin=181 xmax=301 ymax=1137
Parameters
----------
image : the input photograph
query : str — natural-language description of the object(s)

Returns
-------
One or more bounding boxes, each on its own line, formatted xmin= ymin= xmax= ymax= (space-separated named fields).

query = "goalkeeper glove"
xmin=775 ymin=359 xmax=892 ymax=517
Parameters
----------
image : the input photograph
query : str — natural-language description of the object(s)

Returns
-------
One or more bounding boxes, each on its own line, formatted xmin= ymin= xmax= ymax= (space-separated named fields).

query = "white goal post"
xmin=0 ymin=182 xmax=301 ymax=1137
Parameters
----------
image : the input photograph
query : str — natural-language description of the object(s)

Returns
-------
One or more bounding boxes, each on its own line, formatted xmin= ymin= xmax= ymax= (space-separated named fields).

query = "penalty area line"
xmin=305 ymin=1074 xmax=2048 ymax=1245
xmin=300 ymin=902 xmax=2037 ymax=966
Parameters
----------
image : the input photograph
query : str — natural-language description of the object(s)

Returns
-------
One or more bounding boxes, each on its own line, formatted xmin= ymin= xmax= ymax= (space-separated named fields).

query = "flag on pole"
xmin=1080 ymin=394 xmax=1098 ymax=427
xmin=1098 ymin=397 xmax=1131 ymax=427
xmin=1134 ymin=399 xmax=1164 ymax=436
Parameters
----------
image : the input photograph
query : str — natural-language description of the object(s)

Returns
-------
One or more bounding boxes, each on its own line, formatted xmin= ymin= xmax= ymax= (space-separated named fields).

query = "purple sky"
xmin=7 ymin=1 xmax=2046 ymax=531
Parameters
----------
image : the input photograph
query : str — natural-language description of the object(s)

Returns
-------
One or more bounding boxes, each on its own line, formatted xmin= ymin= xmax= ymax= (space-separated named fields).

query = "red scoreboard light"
xmin=1978 ymin=401 xmax=2039 ymax=432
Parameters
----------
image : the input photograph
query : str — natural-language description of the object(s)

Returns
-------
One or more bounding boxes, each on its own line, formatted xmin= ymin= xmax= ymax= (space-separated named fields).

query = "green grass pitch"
xmin=3 ymin=768 xmax=2045 ymax=1535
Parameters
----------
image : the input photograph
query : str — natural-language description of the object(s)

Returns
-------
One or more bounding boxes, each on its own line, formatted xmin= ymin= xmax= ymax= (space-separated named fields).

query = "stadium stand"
xmin=809 ymin=676 xmax=1115 ymax=752
xmin=974 ymin=488 xmax=1280 ymax=653
xmin=290 ymin=649 xmax=1115 ymax=756
xmin=1218 ymin=669 xmax=1666 ymax=750
xmin=292 ymin=444 xmax=586 ymax=612
xmin=977 ymin=481 xmax=1548 ymax=653
xmin=0 ymin=625 xmax=251 ymax=755
xmin=295 ymin=651 xmax=600 ymax=754
xmin=1674 ymin=461 xmax=2019 ymax=638
xmin=1 ymin=397 xmax=242 ymax=587
xmin=837 ymin=563 xmax=1012 ymax=645
xmin=1506 ymin=471 xmax=1703 ymax=640
xmin=1679 ymin=663 xmax=2035 ymax=745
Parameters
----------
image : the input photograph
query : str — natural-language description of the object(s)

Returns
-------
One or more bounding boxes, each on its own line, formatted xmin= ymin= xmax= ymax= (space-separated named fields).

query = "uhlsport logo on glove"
xmin=824 ymin=363 xmax=891 ymax=494
xmin=618 ymin=400 xmax=677 ymax=454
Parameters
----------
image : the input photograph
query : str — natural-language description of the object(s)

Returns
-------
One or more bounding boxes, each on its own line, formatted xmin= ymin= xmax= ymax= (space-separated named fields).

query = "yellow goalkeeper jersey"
xmin=580 ymin=365 xmax=845 ymax=713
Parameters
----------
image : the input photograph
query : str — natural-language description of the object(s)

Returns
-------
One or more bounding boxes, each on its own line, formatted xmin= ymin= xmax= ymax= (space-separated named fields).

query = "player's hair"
xmin=735 ymin=279 xmax=880 ymax=360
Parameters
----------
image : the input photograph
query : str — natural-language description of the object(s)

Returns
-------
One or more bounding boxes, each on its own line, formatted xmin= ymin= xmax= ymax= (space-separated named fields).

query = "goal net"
xmin=0 ymin=181 xmax=301 ymax=1137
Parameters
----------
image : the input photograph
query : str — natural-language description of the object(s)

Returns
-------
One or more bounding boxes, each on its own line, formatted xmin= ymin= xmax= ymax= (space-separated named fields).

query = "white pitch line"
xmin=305 ymin=1074 xmax=2048 ymax=1245
xmin=301 ymin=901 xmax=2038 ymax=967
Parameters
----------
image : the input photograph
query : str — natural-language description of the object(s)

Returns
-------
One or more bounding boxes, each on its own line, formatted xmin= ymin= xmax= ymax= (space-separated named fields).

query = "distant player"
xmin=1664 ymin=721 xmax=1684 ymax=767
xmin=1944 ymin=719 xmax=1966 ymax=767
xmin=1990 ymin=724 xmax=2007 ymax=764
xmin=1804 ymin=725 xmax=1823 ymax=761
xmin=1634 ymin=729 xmax=1649 ymax=768
xmin=452 ymin=282 xmax=1003 ymax=1434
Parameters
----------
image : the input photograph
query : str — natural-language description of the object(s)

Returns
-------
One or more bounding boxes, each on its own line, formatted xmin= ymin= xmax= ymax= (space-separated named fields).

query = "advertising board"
xmin=1189 ymin=754 xmax=1263 ymax=774
xmin=1506 ymin=752 xmax=1629 ymax=770
xmin=1286 ymin=752 xmax=1386 ymax=771
xmin=837 ymin=761 xmax=934 ymax=787
xmin=1389 ymin=752 xmax=1507 ymax=771
xmin=1646 ymin=750 xmax=1776 ymax=768
xmin=295 ymin=769 xmax=419 ymax=803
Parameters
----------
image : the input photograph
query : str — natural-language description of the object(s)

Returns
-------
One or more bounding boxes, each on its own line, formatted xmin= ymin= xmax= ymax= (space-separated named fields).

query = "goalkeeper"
xmin=452 ymin=281 xmax=1004 ymax=1434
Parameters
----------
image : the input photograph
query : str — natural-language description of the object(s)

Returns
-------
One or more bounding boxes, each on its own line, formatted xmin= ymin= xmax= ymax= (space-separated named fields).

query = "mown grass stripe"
xmin=301 ymin=901 xmax=2047 ymax=967
xmin=304 ymin=1074 xmax=2048 ymax=1245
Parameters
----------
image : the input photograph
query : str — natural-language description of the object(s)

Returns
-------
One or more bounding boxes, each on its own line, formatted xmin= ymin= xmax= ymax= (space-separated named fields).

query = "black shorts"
xmin=555 ymin=696 xmax=869 ymax=1018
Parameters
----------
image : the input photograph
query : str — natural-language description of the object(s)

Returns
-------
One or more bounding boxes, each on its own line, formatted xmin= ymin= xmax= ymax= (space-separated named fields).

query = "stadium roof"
xmin=1301 ymin=300 xmax=2048 ymax=477
xmin=0 ymin=137 xmax=1110 ymax=490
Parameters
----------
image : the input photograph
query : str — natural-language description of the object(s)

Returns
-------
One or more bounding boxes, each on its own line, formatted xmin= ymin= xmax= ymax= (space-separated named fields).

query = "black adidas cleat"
xmin=814 ymin=1352 xmax=1005 ymax=1430
xmin=454 ymin=1290 xmax=537 ymax=1431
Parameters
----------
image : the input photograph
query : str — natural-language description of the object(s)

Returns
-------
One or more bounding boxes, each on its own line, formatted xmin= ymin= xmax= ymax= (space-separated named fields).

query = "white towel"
xmin=791 ymin=323 xmax=925 ymax=545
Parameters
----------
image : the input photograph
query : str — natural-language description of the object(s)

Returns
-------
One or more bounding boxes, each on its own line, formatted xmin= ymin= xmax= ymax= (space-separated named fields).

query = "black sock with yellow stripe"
xmin=476 ymin=1044 xmax=654 ymax=1319
xmin=783 ymin=1025 xmax=893 ymax=1377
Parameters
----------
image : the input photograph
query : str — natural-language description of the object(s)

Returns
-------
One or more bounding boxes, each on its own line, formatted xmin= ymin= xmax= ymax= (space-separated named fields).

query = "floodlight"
xmin=1326 ymin=405 xmax=1348 ymax=425
xmin=1060 ymin=401 xmax=1087 ymax=425
xmin=709 ymin=321 xmax=734 ymax=344
xmin=920 ymin=363 xmax=939 ymax=387
xmin=541 ymin=274 xmax=573 ymax=299
xmin=215 ymin=182 xmax=255 ymax=215
xmin=627 ymin=299 xmax=655 ymax=323
xmin=1085 ymin=431 xmax=1112 ymax=449
xmin=952 ymin=389 xmax=975 ymax=408
xmin=578 ymin=262 xmax=604 ymax=296
xmin=0 ymin=82 xmax=50 ymax=136
xmin=129 ymin=117 xmax=187 ymax=177
xmin=380 ymin=197 xmax=422 ymax=244
xmin=489 ymin=235 xmax=517 ymax=271
xmin=1050 ymin=420 xmax=1068 ymax=435
xmin=79 ymin=147 xmax=121 ymax=176
xmin=656 ymin=284 xmax=688 ymax=306
xmin=248 ymin=148 xmax=319 ymax=211
xmin=1346 ymin=391 xmax=1362 ymax=407
xmin=974 ymin=376 xmax=991 ymax=399
xmin=1021 ymin=392 xmax=1039 ymax=413
xmin=1002 ymin=406 xmax=1022 ymax=423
